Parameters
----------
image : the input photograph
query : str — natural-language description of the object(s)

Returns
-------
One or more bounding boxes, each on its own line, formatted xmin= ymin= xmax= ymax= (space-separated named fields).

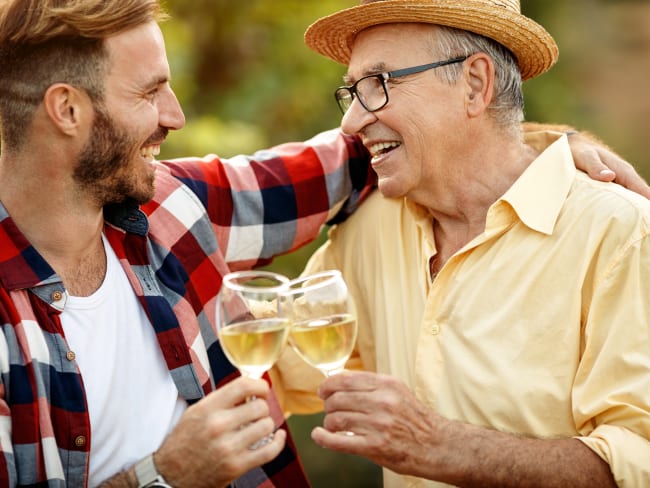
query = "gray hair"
xmin=428 ymin=25 xmax=525 ymax=131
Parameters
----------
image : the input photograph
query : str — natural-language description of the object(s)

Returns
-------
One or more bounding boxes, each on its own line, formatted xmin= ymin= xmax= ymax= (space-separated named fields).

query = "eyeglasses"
xmin=334 ymin=55 xmax=468 ymax=114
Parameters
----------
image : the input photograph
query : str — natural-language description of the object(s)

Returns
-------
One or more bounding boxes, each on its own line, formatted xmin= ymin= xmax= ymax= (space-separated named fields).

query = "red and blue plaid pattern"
xmin=0 ymin=129 xmax=373 ymax=487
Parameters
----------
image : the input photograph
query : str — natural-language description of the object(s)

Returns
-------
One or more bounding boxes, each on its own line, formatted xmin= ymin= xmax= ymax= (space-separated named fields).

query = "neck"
xmin=422 ymin=129 xmax=538 ymax=269
xmin=0 ymin=149 xmax=108 ymax=296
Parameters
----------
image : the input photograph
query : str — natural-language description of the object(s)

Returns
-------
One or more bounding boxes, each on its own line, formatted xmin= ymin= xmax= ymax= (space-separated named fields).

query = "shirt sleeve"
xmin=0 ymin=340 xmax=16 ymax=486
xmin=161 ymin=128 xmax=373 ymax=270
xmin=573 ymin=226 xmax=650 ymax=486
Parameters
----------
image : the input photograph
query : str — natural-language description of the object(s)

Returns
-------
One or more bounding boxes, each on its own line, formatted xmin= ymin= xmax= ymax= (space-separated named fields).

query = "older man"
xmin=283 ymin=1 xmax=650 ymax=487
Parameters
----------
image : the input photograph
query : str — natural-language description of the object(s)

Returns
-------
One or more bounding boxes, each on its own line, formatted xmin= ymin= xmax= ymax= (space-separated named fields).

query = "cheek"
xmin=116 ymin=103 xmax=159 ymax=137
xmin=401 ymin=124 xmax=428 ymax=167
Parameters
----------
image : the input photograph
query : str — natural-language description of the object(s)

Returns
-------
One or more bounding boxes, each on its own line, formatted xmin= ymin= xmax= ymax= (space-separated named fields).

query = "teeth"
xmin=140 ymin=145 xmax=160 ymax=159
xmin=369 ymin=141 xmax=400 ymax=158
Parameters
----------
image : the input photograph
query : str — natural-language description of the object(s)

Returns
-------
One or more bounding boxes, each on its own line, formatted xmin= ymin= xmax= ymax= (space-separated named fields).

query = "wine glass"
xmin=286 ymin=270 xmax=358 ymax=378
xmin=216 ymin=270 xmax=292 ymax=448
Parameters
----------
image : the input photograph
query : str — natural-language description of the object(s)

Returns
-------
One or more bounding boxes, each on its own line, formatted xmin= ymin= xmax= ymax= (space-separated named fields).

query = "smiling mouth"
xmin=368 ymin=141 xmax=401 ymax=163
xmin=140 ymin=145 xmax=161 ymax=161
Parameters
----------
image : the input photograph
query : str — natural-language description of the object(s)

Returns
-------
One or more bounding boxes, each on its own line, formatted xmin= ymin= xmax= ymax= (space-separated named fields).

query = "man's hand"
xmin=311 ymin=371 xmax=445 ymax=478
xmin=153 ymin=377 xmax=286 ymax=488
xmin=312 ymin=371 xmax=616 ymax=487
xmin=523 ymin=121 xmax=650 ymax=199
xmin=567 ymin=132 xmax=650 ymax=199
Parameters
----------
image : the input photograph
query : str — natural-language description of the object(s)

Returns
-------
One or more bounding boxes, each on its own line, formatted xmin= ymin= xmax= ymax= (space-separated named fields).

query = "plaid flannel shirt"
xmin=0 ymin=129 xmax=372 ymax=487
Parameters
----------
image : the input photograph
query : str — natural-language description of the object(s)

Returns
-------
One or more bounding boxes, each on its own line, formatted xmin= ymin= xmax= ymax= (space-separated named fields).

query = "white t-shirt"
xmin=60 ymin=236 xmax=187 ymax=487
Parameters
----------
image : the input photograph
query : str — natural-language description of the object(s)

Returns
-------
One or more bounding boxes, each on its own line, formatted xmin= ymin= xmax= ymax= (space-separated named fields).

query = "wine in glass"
xmin=286 ymin=270 xmax=358 ymax=378
xmin=216 ymin=270 xmax=291 ymax=447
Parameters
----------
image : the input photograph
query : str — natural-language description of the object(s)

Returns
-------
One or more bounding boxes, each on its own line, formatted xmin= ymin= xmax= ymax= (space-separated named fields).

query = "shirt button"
xmin=66 ymin=351 xmax=76 ymax=361
xmin=51 ymin=291 xmax=63 ymax=301
xmin=431 ymin=324 xmax=440 ymax=335
xmin=74 ymin=435 xmax=86 ymax=448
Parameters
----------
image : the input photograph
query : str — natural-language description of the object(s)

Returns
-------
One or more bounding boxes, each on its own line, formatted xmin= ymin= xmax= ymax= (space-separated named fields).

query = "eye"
xmin=144 ymin=87 xmax=159 ymax=102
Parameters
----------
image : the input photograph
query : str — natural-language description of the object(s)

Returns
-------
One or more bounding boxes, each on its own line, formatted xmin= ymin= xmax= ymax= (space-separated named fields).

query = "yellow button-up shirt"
xmin=274 ymin=132 xmax=650 ymax=487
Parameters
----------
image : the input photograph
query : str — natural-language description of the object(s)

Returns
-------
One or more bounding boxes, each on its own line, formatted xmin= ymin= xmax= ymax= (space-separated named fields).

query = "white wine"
xmin=219 ymin=317 xmax=290 ymax=378
xmin=289 ymin=313 xmax=357 ymax=375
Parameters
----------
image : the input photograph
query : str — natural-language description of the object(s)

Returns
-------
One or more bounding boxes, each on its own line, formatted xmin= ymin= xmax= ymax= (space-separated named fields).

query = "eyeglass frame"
xmin=334 ymin=55 xmax=468 ymax=115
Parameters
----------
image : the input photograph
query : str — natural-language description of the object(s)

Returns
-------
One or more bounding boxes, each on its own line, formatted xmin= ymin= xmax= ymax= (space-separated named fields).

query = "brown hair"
xmin=0 ymin=0 xmax=168 ymax=150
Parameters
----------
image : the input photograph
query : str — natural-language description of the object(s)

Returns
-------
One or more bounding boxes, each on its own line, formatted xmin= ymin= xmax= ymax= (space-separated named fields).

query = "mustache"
xmin=143 ymin=127 xmax=169 ymax=146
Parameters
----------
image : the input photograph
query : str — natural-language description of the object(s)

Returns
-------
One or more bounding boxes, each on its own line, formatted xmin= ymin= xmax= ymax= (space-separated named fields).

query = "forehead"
xmin=348 ymin=23 xmax=436 ymax=72
xmin=103 ymin=21 xmax=170 ymax=91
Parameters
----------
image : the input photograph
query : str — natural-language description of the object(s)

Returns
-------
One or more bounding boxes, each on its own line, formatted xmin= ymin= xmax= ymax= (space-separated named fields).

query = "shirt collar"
xmin=499 ymin=131 xmax=574 ymax=235
xmin=0 ymin=200 xmax=149 ymax=292
xmin=103 ymin=200 xmax=149 ymax=236
xmin=404 ymin=130 xmax=574 ymax=241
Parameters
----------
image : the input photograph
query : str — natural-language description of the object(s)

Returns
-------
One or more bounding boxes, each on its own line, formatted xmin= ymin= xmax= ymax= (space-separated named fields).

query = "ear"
xmin=42 ymin=83 xmax=91 ymax=136
xmin=463 ymin=53 xmax=495 ymax=118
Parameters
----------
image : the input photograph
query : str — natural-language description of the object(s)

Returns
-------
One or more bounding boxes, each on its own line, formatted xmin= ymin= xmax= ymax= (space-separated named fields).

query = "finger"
xmin=617 ymin=177 xmax=650 ymax=200
xmin=234 ymin=415 xmax=277 ymax=445
xmin=576 ymin=147 xmax=616 ymax=182
xmin=321 ymin=409 xmax=371 ymax=435
xmin=236 ymin=395 xmax=272 ymax=424
xmin=311 ymin=426 xmax=360 ymax=454
xmin=209 ymin=428 xmax=288 ymax=485
xmin=251 ymin=428 xmax=287 ymax=461
xmin=595 ymin=168 xmax=616 ymax=182
xmin=321 ymin=389 xmax=377 ymax=416
xmin=188 ymin=393 xmax=272 ymax=445
xmin=318 ymin=370 xmax=381 ymax=398
xmin=593 ymin=148 xmax=650 ymax=198
xmin=203 ymin=377 xmax=271 ymax=409
xmin=236 ymin=426 xmax=287 ymax=464
xmin=610 ymin=166 xmax=650 ymax=200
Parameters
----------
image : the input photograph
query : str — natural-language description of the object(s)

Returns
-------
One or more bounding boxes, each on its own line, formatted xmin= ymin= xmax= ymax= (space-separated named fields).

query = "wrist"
xmin=134 ymin=453 xmax=173 ymax=488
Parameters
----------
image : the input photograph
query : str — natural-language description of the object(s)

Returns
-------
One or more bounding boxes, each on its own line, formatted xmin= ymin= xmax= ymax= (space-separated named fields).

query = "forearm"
xmin=522 ymin=120 xmax=575 ymax=133
xmin=430 ymin=421 xmax=616 ymax=488
xmin=522 ymin=121 xmax=609 ymax=148
xmin=98 ymin=467 xmax=137 ymax=487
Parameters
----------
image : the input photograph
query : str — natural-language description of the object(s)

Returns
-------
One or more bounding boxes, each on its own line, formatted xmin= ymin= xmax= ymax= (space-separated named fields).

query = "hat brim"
xmin=304 ymin=0 xmax=558 ymax=80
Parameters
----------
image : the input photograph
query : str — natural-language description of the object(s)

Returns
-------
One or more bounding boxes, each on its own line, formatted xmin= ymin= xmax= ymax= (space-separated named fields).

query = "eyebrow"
xmin=342 ymin=62 xmax=388 ymax=85
xmin=143 ymin=75 xmax=170 ymax=91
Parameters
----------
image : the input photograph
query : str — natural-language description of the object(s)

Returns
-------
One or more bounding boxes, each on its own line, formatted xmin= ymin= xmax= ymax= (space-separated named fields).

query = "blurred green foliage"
xmin=159 ymin=1 xmax=649 ymax=486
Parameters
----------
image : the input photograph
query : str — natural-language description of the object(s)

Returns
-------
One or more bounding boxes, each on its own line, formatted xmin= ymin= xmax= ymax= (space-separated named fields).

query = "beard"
xmin=73 ymin=104 xmax=162 ymax=206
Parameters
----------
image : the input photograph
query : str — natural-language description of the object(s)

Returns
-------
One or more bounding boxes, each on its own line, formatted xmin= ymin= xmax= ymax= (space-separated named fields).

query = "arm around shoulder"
xmin=523 ymin=121 xmax=650 ymax=198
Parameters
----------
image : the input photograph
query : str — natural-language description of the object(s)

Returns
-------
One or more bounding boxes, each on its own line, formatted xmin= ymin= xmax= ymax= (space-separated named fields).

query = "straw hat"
xmin=304 ymin=0 xmax=558 ymax=80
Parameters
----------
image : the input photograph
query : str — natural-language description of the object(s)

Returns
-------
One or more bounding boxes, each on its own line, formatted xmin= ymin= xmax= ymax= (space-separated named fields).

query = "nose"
xmin=340 ymin=97 xmax=377 ymax=136
xmin=159 ymin=85 xmax=186 ymax=131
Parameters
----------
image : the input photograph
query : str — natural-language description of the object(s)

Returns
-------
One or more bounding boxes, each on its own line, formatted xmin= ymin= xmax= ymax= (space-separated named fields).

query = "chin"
xmin=130 ymin=181 xmax=156 ymax=205
xmin=377 ymin=179 xmax=406 ymax=199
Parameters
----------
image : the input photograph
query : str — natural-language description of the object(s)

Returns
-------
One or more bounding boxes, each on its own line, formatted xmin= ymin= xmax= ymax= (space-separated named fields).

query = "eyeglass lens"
xmin=334 ymin=56 xmax=468 ymax=115
xmin=335 ymin=75 xmax=387 ymax=114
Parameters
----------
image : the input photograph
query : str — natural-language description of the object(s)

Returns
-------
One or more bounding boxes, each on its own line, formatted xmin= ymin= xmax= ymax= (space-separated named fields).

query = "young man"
xmin=0 ymin=2 xmax=368 ymax=486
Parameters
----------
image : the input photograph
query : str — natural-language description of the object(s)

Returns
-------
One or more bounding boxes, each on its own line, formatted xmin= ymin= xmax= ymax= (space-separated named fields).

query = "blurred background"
xmin=158 ymin=1 xmax=650 ymax=486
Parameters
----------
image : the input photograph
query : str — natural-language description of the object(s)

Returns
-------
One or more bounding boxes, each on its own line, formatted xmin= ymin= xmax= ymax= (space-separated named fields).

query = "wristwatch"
xmin=134 ymin=453 xmax=173 ymax=488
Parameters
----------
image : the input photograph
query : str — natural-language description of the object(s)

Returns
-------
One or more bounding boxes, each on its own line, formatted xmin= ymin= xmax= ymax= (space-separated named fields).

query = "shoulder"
xmin=570 ymin=174 xmax=650 ymax=234
xmin=141 ymin=162 xmax=212 ymax=236
xmin=329 ymin=191 xmax=406 ymax=238
xmin=560 ymin=175 xmax=650 ymax=262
